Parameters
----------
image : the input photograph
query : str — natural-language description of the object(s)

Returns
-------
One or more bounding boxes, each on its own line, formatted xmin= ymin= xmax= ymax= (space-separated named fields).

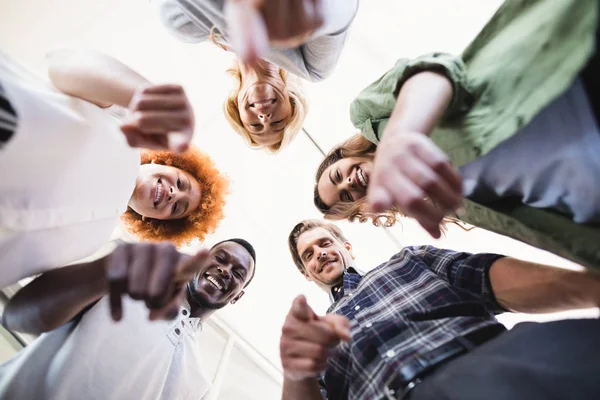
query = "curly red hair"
xmin=121 ymin=146 xmax=230 ymax=246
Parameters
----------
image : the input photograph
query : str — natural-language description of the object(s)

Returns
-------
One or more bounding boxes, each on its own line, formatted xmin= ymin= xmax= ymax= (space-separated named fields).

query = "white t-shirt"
xmin=0 ymin=297 xmax=210 ymax=400
xmin=0 ymin=52 xmax=140 ymax=288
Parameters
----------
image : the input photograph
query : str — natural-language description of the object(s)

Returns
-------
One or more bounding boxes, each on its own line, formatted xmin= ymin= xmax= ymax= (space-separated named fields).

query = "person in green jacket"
xmin=313 ymin=0 xmax=600 ymax=269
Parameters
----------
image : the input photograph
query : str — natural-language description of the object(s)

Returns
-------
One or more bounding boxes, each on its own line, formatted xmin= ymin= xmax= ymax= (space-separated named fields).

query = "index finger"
xmin=414 ymin=140 xmax=463 ymax=194
xmin=290 ymin=295 xmax=317 ymax=322
xmin=106 ymin=245 xmax=130 ymax=321
xmin=141 ymin=84 xmax=185 ymax=95
xmin=226 ymin=0 xmax=269 ymax=62
xmin=174 ymin=249 xmax=212 ymax=285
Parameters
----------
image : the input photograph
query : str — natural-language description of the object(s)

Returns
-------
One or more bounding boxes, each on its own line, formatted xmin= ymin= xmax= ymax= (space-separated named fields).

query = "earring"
xmin=141 ymin=216 xmax=147 ymax=222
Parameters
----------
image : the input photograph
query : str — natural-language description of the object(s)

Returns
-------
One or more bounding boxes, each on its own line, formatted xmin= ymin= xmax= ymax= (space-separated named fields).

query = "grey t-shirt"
xmin=155 ymin=0 xmax=358 ymax=81
xmin=461 ymin=77 xmax=600 ymax=224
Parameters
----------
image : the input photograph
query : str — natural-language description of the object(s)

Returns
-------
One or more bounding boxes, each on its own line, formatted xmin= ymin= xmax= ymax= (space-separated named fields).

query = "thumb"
xmin=225 ymin=0 xmax=268 ymax=62
xmin=167 ymin=132 xmax=191 ymax=153
xmin=322 ymin=314 xmax=351 ymax=343
xmin=175 ymin=249 xmax=211 ymax=285
xmin=290 ymin=295 xmax=317 ymax=322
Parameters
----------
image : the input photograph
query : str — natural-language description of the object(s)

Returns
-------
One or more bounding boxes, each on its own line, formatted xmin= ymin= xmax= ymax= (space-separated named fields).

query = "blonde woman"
xmin=155 ymin=0 xmax=359 ymax=152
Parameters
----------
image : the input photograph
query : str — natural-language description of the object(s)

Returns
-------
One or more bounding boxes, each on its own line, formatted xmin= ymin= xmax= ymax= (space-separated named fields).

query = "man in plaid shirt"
xmin=280 ymin=220 xmax=600 ymax=400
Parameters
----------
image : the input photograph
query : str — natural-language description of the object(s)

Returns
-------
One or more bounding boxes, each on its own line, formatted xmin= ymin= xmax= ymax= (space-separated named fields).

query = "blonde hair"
xmin=314 ymin=134 xmax=459 ymax=231
xmin=223 ymin=63 xmax=307 ymax=153
xmin=209 ymin=28 xmax=307 ymax=153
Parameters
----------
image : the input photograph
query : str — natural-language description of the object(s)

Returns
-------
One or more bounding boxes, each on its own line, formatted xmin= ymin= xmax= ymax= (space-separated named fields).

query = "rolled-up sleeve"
xmin=409 ymin=245 xmax=507 ymax=314
xmin=350 ymin=52 xmax=472 ymax=144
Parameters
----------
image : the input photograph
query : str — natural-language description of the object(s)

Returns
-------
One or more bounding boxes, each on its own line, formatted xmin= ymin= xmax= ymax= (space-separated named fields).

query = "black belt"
xmin=382 ymin=324 xmax=506 ymax=400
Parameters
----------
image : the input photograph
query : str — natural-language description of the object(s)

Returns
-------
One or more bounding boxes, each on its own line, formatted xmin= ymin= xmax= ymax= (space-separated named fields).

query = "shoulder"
xmin=153 ymin=0 xmax=213 ymax=43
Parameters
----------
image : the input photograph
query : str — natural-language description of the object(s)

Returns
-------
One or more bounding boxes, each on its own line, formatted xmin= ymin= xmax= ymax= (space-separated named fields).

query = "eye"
xmin=177 ymin=178 xmax=181 ymax=189
xmin=250 ymin=123 xmax=261 ymax=128
xmin=303 ymin=251 xmax=312 ymax=261
xmin=216 ymin=255 xmax=225 ymax=263
xmin=336 ymin=169 xmax=342 ymax=182
xmin=273 ymin=120 xmax=283 ymax=125
xmin=323 ymin=241 xmax=331 ymax=247
xmin=171 ymin=202 xmax=178 ymax=215
xmin=339 ymin=189 xmax=354 ymax=202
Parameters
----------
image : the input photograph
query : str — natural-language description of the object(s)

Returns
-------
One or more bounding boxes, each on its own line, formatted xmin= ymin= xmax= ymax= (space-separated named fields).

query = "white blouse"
xmin=0 ymin=52 xmax=140 ymax=287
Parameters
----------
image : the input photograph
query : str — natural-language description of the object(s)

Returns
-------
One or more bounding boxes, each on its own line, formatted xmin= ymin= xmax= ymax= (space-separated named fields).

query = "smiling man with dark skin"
xmin=0 ymin=238 xmax=256 ymax=400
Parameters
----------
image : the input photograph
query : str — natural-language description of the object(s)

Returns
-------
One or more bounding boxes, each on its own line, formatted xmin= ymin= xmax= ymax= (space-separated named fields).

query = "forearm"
xmin=384 ymin=71 xmax=453 ymax=139
xmin=490 ymin=257 xmax=600 ymax=313
xmin=2 ymin=258 xmax=108 ymax=334
xmin=282 ymin=377 xmax=323 ymax=400
xmin=47 ymin=49 xmax=150 ymax=108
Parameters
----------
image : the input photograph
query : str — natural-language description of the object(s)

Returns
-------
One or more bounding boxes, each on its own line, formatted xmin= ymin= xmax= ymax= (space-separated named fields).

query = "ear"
xmin=344 ymin=241 xmax=355 ymax=259
xmin=303 ymin=271 xmax=313 ymax=282
xmin=231 ymin=291 xmax=245 ymax=304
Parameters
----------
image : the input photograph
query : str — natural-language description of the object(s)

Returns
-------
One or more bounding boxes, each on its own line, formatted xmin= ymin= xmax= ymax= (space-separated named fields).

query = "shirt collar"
xmin=329 ymin=267 xmax=362 ymax=303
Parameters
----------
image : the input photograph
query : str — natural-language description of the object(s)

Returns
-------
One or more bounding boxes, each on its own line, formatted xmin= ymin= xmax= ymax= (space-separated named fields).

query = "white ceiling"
xmin=1 ymin=0 xmax=596 ymax=387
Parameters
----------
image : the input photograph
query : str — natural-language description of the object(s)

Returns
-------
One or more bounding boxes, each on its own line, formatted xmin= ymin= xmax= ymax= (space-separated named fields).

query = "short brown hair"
xmin=121 ymin=146 xmax=230 ymax=246
xmin=288 ymin=219 xmax=348 ymax=275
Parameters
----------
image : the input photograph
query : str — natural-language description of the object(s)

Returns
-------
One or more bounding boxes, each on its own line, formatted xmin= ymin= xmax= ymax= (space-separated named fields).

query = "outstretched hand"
xmin=225 ymin=0 xmax=324 ymax=63
xmin=367 ymin=131 xmax=463 ymax=238
xmin=120 ymin=84 xmax=195 ymax=152
xmin=280 ymin=295 xmax=350 ymax=381
xmin=104 ymin=242 xmax=210 ymax=321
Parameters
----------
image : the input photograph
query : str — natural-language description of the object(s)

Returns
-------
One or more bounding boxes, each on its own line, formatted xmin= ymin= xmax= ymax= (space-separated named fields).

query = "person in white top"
xmin=156 ymin=0 xmax=359 ymax=152
xmin=0 ymin=237 xmax=257 ymax=400
xmin=0 ymin=50 xmax=229 ymax=288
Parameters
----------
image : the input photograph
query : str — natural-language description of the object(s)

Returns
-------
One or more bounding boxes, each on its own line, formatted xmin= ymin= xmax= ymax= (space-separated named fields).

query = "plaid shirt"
xmin=321 ymin=246 xmax=506 ymax=400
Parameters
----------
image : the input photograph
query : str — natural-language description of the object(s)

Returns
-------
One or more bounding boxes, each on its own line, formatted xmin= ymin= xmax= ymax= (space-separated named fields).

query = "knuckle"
xmin=421 ymin=176 xmax=439 ymax=191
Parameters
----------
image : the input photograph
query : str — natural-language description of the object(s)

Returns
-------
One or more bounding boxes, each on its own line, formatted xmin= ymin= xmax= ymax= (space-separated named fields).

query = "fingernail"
xmin=456 ymin=207 xmax=466 ymax=217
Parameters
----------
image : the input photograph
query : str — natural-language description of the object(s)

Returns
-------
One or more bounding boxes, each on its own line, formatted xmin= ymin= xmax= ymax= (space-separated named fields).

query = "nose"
xmin=167 ymin=185 xmax=180 ymax=203
xmin=217 ymin=266 xmax=231 ymax=279
xmin=258 ymin=113 xmax=271 ymax=120
xmin=317 ymin=251 xmax=327 ymax=261
xmin=341 ymin=175 xmax=356 ymax=191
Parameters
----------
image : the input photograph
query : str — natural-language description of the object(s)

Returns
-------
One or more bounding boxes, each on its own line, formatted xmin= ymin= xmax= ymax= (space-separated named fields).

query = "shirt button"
xmin=386 ymin=350 xmax=395 ymax=358
xmin=365 ymin=322 xmax=372 ymax=328
xmin=354 ymin=305 xmax=360 ymax=311
xmin=175 ymin=328 xmax=181 ymax=335
xmin=182 ymin=310 xmax=188 ymax=316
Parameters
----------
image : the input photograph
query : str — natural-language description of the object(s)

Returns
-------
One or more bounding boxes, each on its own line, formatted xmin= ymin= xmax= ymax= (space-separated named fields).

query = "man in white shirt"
xmin=0 ymin=238 xmax=257 ymax=400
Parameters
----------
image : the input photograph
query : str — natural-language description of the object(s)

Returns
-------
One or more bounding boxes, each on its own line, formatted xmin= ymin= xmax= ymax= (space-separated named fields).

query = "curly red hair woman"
xmin=122 ymin=146 xmax=229 ymax=246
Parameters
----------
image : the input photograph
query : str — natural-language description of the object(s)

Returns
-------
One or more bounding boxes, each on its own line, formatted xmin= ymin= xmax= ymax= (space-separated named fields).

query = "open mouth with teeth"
xmin=205 ymin=273 xmax=226 ymax=293
xmin=153 ymin=179 xmax=165 ymax=208
xmin=249 ymin=99 xmax=276 ymax=109
xmin=356 ymin=166 xmax=368 ymax=189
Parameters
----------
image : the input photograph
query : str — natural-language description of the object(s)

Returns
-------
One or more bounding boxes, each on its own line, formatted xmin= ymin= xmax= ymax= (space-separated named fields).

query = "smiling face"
xmin=295 ymin=227 xmax=353 ymax=288
xmin=317 ymin=156 xmax=373 ymax=209
xmin=129 ymin=164 xmax=202 ymax=220
xmin=237 ymin=83 xmax=292 ymax=147
xmin=187 ymin=241 xmax=255 ymax=310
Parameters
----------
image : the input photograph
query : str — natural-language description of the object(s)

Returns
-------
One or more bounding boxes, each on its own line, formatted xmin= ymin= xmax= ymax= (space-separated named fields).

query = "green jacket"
xmin=350 ymin=0 xmax=600 ymax=269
